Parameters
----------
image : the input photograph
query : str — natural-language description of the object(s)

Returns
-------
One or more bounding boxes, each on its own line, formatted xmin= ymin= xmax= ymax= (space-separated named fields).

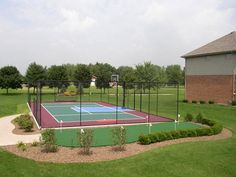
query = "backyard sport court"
xmin=28 ymin=80 xmax=180 ymax=128
xmin=38 ymin=102 xmax=172 ymax=128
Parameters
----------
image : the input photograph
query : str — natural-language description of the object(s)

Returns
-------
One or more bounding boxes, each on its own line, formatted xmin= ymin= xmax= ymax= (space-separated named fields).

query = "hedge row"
xmin=138 ymin=118 xmax=223 ymax=145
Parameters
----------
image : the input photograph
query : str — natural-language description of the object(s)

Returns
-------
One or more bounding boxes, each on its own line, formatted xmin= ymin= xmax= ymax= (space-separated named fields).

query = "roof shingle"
xmin=182 ymin=31 xmax=236 ymax=58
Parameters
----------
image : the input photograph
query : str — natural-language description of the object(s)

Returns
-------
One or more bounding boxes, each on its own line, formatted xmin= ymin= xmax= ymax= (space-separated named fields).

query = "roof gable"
xmin=182 ymin=31 xmax=236 ymax=58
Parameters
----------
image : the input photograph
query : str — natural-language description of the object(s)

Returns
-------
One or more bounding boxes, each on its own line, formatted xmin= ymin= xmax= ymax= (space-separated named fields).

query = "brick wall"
xmin=186 ymin=75 xmax=233 ymax=103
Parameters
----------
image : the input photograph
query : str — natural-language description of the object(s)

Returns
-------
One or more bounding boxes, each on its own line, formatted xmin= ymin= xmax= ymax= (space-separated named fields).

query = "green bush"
xmin=156 ymin=132 xmax=168 ymax=142
xmin=184 ymin=113 xmax=193 ymax=122
xmin=112 ymin=126 xmax=127 ymax=151
xmin=208 ymin=100 xmax=215 ymax=104
xmin=78 ymin=129 xmax=93 ymax=155
xmin=170 ymin=131 xmax=181 ymax=139
xmin=179 ymin=130 xmax=189 ymax=138
xmin=182 ymin=99 xmax=188 ymax=103
xmin=186 ymin=129 xmax=197 ymax=137
xmin=200 ymin=100 xmax=206 ymax=104
xmin=211 ymin=123 xmax=223 ymax=134
xmin=138 ymin=134 xmax=151 ymax=145
xmin=195 ymin=113 xmax=203 ymax=123
xmin=15 ymin=114 xmax=33 ymax=132
xmin=17 ymin=141 xmax=27 ymax=151
xmin=138 ymin=118 xmax=223 ymax=145
xmin=148 ymin=134 xmax=158 ymax=143
xmin=41 ymin=129 xmax=58 ymax=153
xmin=22 ymin=120 xmax=33 ymax=132
xmin=164 ymin=132 xmax=173 ymax=140
xmin=192 ymin=100 xmax=197 ymax=104
xmin=196 ymin=128 xmax=211 ymax=136
xmin=232 ymin=100 xmax=236 ymax=106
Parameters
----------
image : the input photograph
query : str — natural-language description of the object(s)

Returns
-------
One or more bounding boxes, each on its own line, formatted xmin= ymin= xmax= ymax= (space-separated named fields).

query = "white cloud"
xmin=57 ymin=8 xmax=96 ymax=32
xmin=0 ymin=0 xmax=235 ymax=73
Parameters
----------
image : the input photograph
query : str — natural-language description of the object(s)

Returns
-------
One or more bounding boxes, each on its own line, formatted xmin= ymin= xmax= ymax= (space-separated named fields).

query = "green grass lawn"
xmin=0 ymin=87 xmax=236 ymax=177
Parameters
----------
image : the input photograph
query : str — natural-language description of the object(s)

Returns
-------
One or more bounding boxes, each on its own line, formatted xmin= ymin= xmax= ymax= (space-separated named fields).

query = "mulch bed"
xmin=1 ymin=128 xmax=232 ymax=163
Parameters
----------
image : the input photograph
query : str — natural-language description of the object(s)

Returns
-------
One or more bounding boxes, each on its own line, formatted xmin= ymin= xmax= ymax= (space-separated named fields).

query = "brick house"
xmin=182 ymin=31 xmax=236 ymax=103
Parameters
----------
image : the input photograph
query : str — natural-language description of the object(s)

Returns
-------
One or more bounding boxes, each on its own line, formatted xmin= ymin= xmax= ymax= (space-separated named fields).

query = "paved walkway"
xmin=0 ymin=115 xmax=41 ymax=146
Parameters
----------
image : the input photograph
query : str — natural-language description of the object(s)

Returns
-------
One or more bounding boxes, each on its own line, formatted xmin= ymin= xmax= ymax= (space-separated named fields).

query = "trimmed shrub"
xmin=232 ymin=100 xmax=236 ymax=106
xmin=179 ymin=130 xmax=189 ymax=138
xmin=182 ymin=99 xmax=188 ymax=103
xmin=170 ymin=131 xmax=181 ymax=139
xmin=139 ymin=134 xmax=151 ymax=145
xmin=17 ymin=141 xmax=27 ymax=151
xmin=208 ymin=100 xmax=215 ymax=104
xmin=196 ymin=128 xmax=211 ymax=136
xmin=192 ymin=100 xmax=197 ymax=104
xmin=184 ymin=113 xmax=193 ymax=122
xmin=78 ymin=129 xmax=93 ymax=155
xmin=15 ymin=114 xmax=33 ymax=132
xmin=156 ymin=132 xmax=168 ymax=142
xmin=112 ymin=126 xmax=127 ymax=151
xmin=164 ymin=132 xmax=173 ymax=140
xmin=195 ymin=113 xmax=203 ymax=123
xmin=211 ymin=123 xmax=223 ymax=134
xmin=148 ymin=134 xmax=158 ymax=143
xmin=186 ymin=129 xmax=197 ymax=137
xmin=41 ymin=129 xmax=58 ymax=153
xmin=138 ymin=118 xmax=223 ymax=145
xmin=199 ymin=100 xmax=206 ymax=104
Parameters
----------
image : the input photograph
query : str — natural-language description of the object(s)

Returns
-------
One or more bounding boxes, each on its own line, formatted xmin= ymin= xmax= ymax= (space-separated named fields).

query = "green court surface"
xmin=42 ymin=103 xmax=143 ymax=122
xmin=55 ymin=122 xmax=202 ymax=147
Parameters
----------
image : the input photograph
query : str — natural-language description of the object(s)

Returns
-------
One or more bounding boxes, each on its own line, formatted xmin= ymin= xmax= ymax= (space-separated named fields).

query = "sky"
xmin=0 ymin=0 xmax=235 ymax=74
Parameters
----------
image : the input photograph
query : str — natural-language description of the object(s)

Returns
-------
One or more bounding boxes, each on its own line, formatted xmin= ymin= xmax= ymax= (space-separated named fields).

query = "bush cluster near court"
xmin=14 ymin=114 xmax=33 ymax=132
xmin=183 ymin=99 xmax=215 ymax=105
xmin=138 ymin=117 xmax=223 ymax=145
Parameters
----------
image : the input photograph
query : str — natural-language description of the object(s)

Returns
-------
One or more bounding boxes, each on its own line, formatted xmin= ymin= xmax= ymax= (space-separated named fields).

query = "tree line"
xmin=0 ymin=61 xmax=184 ymax=93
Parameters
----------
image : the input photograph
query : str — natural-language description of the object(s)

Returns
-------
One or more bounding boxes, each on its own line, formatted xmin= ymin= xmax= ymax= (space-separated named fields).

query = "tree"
xmin=166 ymin=65 xmax=183 ymax=84
xmin=135 ymin=61 xmax=158 ymax=82
xmin=74 ymin=64 xmax=91 ymax=88
xmin=63 ymin=64 xmax=76 ymax=80
xmin=117 ymin=66 xmax=136 ymax=89
xmin=0 ymin=66 xmax=22 ymax=94
xmin=117 ymin=66 xmax=136 ymax=83
xmin=156 ymin=66 xmax=167 ymax=84
xmin=135 ymin=61 xmax=159 ymax=92
xmin=91 ymin=63 xmax=116 ymax=92
xmin=25 ymin=62 xmax=47 ymax=93
xmin=47 ymin=65 xmax=68 ymax=92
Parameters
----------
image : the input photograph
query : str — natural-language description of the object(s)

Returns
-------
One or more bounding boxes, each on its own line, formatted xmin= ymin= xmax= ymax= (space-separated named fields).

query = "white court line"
xmin=71 ymin=106 xmax=92 ymax=114
xmin=41 ymin=104 xmax=60 ymax=123
xmin=54 ymin=112 xmax=136 ymax=117
xmin=95 ymin=103 xmax=146 ymax=120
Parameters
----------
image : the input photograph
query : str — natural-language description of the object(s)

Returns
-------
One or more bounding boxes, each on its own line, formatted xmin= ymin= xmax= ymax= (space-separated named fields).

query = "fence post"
xmin=156 ymin=83 xmax=159 ymax=116
xmin=133 ymin=83 xmax=136 ymax=110
xmin=122 ymin=81 xmax=126 ymax=108
xmin=116 ymin=82 xmax=118 ymax=124
xmin=80 ymin=82 xmax=82 ymax=126
xmin=140 ymin=83 xmax=143 ymax=112
xmin=177 ymin=83 xmax=179 ymax=121
xmin=148 ymin=82 xmax=151 ymax=123
xmin=100 ymin=84 xmax=102 ymax=102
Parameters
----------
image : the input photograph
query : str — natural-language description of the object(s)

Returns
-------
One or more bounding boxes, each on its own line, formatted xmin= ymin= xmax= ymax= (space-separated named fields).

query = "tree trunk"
xmin=6 ymin=88 xmax=8 ymax=94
